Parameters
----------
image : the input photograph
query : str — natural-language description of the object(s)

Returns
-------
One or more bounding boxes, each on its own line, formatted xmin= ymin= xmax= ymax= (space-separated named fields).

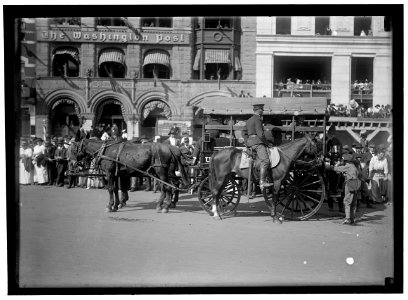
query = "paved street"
xmin=17 ymin=184 xmax=394 ymax=288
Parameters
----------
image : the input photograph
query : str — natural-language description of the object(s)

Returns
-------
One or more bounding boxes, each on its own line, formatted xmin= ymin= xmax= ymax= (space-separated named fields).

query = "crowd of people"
xmin=327 ymin=100 xmax=392 ymax=118
xmin=19 ymin=116 xmax=393 ymax=226
xmin=18 ymin=123 xmax=198 ymax=192
xmin=325 ymin=128 xmax=393 ymax=225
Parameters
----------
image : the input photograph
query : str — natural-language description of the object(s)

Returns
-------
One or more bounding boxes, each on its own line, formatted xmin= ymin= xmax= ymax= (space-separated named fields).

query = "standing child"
xmin=333 ymin=154 xmax=361 ymax=225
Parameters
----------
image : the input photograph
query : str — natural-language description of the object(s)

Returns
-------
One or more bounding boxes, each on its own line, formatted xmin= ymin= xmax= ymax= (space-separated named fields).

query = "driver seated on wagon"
xmin=246 ymin=103 xmax=274 ymax=191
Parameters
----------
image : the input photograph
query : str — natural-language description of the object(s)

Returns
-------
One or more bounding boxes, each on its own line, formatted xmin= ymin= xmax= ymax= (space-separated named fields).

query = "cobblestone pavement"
xmin=17 ymin=184 xmax=395 ymax=289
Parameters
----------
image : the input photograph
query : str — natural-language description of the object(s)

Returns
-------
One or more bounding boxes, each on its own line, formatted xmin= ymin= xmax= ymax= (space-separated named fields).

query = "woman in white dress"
xmin=19 ymin=140 xmax=34 ymax=185
xmin=32 ymin=138 xmax=49 ymax=185
xmin=369 ymin=144 xmax=389 ymax=203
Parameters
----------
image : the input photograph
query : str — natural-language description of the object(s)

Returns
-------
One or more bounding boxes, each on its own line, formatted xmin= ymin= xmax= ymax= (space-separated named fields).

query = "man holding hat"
xmin=333 ymin=153 xmax=361 ymax=225
xmin=245 ymin=103 xmax=273 ymax=190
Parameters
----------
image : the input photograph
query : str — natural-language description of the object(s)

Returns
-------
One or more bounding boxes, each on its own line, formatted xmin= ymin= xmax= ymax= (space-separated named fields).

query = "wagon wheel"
xmin=263 ymin=165 xmax=325 ymax=221
xmin=197 ymin=176 xmax=241 ymax=216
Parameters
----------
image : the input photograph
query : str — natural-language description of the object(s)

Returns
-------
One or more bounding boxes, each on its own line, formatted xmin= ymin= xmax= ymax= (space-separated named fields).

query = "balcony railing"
xmin=351 ymin=85 xmax=373 ymax=107
xmin=273 ymin=83 xmax=331 ymax=98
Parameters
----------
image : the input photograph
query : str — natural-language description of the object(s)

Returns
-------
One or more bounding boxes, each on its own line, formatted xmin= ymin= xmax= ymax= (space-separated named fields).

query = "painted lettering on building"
xmin=40 ymin=30 xmax=188 ymax=44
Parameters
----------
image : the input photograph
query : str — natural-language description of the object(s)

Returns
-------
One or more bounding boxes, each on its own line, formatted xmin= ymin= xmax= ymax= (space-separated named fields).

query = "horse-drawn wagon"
xmin=192 ymin=96 xmax=330 ymax=222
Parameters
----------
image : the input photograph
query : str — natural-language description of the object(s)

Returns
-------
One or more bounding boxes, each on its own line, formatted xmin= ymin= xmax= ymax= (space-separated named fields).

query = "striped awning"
xmin=143 ymin=49 xmax=170 ymax=68
xmin=52 ymin=47 xmax=79 ymax=63
xmin=205 ymin=49 xmax=231 ymax=64
xmin=99 ymin=48 xmax=125 ymax=66
xmin=234 ymin=56 xmax=242 ymax=71
xmin=193 ymin=49 xmax=201 ymax=71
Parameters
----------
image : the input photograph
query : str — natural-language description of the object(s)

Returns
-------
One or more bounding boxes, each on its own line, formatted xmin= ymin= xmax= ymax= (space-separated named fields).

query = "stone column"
xmin=256 ymin=53 xmax=273 ymax=97
xmin=373 ymin=55 xmax=392 ymax=106
xmin=122 ymin=114 xmax=139 ymax=140
xmin=331 ymin=54 xmax=351 ymax=105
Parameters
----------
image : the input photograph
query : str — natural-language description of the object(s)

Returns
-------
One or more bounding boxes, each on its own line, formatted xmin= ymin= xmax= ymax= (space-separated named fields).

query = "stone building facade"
xmin=255 ymin=16 xmax=392 ymax=107
xmin=25 ymin=17 xmax=257 ymax=139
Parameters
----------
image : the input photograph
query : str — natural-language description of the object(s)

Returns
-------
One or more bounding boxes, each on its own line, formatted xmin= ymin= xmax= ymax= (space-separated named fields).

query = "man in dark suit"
xmin=54 ymin=137 xmax=68 ymax=187
xmin=245 ymin=104 xmax=273 ymax=191
xmin=44 ymin=140 xmax=56 ymax=186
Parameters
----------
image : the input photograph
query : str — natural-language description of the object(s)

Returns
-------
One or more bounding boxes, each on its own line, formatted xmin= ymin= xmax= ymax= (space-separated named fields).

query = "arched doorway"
xmin=140 ymin=100 xmax=171 ymax=138
xmin=95 ymin=99 xmax=126 ymax=132
xmin=49 ymin=99 xmax=80 ymax=137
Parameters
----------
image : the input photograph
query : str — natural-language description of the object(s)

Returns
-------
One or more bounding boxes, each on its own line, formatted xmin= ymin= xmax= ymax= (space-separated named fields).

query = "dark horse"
xmin=209 ymin=135 xmax=318 ymax=223
xmin=73 ymin=138 xmax=189 ymax=213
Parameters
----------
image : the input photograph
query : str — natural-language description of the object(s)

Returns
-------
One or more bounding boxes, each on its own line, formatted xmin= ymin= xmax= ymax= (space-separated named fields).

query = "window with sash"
xmin=96 ymin=18 xmax=125 ymax=27
xmin=141 ymin=17 xmax=172 ymax=28
xmin=51 ymin=18 xmax=81 ymax=26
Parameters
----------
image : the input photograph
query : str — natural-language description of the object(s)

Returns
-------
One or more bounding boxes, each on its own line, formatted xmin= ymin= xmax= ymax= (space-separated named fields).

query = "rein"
xmin=97 ymin=154 xmax=190 ymax=192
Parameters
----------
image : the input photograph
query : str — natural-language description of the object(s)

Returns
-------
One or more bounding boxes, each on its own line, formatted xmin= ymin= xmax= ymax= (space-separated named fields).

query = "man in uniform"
xmin=245 ymin=104 xmax=273 ymax=191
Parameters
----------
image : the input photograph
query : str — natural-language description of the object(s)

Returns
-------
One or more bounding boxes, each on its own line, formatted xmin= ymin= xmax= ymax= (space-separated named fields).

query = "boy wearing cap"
xmin=333 ymin=154 xmax=361 ymax=225
xmin=245 ymin=104 xmax=273 ymax=190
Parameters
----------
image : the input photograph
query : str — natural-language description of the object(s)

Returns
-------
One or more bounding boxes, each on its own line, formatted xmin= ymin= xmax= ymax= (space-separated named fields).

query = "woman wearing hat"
xmin=19 ymin=140 xmax=34 ymax=185
xmin=369 ymin=144 xmax=389 ymax=203
xmin=32 ymin=138 xmax=48 ymax=185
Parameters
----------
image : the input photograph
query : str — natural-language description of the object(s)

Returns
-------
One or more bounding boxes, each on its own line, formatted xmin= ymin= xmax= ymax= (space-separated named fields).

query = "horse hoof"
xmin=161 ymin=208 xmax=169 ymax=213
xmin=272 ymin=217 xmax=282 ymax=224
xmin=212 ymin=215 xmax=221 ymax=220
xmin=156 ymin=206 xmax=162 ymax=213
xmin=169 ymin=202 xmax=176 ymax=209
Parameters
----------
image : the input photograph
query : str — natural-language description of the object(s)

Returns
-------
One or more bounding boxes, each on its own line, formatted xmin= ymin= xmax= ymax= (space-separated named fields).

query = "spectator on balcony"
xmin=286 ymin=78 xmax=295 ymax=90
xmin=325 ymin=26 xmax=332 ymax=35
xmin=366 ymin=106 xmax=373 ymax=118
xmin=373 ymin=104 xmax=381 ymax=118
xmin=360 ymin=30 xmax=366 ymax=36
xmin=239 ymin=90 xmax=246 ymax=98
xmin=385 ymin=104 xmax=392 ymax=118
xmin=348 ymin=99 xmax=359 ymax=117
xmin=363 ymin=79 xmax=371 ymax=94
xmin=353 ymin=80 xmax=360 ymax=91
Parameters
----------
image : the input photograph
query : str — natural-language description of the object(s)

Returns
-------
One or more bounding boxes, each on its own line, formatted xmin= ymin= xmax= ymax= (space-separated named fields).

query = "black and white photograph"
xmin=2 ymin=3 xmax=404 ymax=295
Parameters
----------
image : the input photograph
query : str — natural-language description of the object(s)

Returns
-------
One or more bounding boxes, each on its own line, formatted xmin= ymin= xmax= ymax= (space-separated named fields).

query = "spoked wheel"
xmin=197 ymin=176 xmax=241 ymax=217
xmin=263 ymin=165 xmax=325 ymax=221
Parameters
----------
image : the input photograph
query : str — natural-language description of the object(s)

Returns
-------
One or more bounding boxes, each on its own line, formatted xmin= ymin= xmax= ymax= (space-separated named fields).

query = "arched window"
xmin=143 ymin=49 xmax=171 ymax=79
xmin=98 ymin=48 xmax=126 ymax=78
xmin=52 ymin=47 xmax=80 ymax=77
